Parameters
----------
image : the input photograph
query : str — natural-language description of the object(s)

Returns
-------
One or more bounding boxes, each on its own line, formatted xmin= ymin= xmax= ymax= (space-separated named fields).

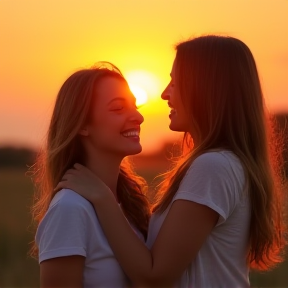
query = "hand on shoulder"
xmin=54 ymin=163 xmax=114 ymax=206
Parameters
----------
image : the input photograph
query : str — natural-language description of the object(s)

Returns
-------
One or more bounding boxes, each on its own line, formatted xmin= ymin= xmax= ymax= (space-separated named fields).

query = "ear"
xmin=78 ymin=126 xmax=89 ymax=136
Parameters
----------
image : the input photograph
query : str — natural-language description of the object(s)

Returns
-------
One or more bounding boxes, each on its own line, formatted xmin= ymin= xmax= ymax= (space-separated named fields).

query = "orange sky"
xmin=0 ymin=0 xmax=287 ymax=153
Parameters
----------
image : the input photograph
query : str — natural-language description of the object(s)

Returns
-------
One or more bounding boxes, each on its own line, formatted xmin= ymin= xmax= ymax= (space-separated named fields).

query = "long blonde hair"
xmin=30 ymin=62 xmax=150 ymax=257
xmin=153 ymin=36 xmax=286 ymax=270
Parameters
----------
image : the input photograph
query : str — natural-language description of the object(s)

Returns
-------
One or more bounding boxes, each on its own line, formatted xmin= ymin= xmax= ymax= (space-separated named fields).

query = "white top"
xmin=36 ymin=189 xmax=143 ymax=288
xmin=146 ymin=151 xmax=251 ymax=288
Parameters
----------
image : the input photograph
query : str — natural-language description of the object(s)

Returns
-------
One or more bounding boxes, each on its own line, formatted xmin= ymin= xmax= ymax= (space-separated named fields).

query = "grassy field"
xmin=0 ymin=167 xmax=287 ymax=287
xmin=0 ymin=168 xmax=39 ymax=287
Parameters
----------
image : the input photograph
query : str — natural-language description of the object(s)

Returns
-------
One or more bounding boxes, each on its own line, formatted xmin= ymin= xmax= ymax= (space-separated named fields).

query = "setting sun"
xmin=129 ymin=84 xmax=148 ymax=106
xmin=126 ymin=70 xmax=161 ymax=100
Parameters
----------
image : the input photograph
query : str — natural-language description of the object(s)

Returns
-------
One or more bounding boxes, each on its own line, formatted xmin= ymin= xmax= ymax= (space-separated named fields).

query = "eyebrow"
xmin=107 ymin=97 xmax=136 ymax=105
xmin=107 ymin=97 xmax=126 ymax=105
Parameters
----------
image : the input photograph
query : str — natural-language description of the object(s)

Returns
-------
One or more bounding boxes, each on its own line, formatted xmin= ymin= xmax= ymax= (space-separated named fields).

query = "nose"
xmin=161 ymin=84 xmax=170 ymax=100
xmin=130 ymin=109 xmax=144 ymax=124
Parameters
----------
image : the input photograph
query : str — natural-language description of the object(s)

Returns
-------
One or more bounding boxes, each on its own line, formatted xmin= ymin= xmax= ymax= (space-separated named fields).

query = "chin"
xmin=169 ymin=123 xmax=183 ymax=132
xmin=124 ymin=144 xmax=142 ymax=156
xmin=131 ymin=146 xmax=142 ymax=155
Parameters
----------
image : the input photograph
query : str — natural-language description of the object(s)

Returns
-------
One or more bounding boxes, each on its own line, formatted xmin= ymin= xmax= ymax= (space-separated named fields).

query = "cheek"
xmin=170 ymin=87 xmax=181 ymax=102
xmin=88 ymin=127 xmax=116 ymax=149
xmin=91 ymin=112 xmax=116 ymax=128
xmin=94 ymin=120 xmax=118 ymax=135
xmin=173 ymin=108 xmax=190 ymax=131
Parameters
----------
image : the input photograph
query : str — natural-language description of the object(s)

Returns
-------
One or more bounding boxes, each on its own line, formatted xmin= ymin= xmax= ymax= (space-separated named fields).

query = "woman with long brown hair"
xmin=57 ymin=36 xmax=287 ymax=287
xmin=31 ymin=62 xmax=150 ymax=287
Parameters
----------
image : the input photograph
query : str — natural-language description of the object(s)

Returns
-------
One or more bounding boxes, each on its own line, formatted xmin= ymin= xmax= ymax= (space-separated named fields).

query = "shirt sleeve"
xmin=173 ymin=152 xmax=244 ymax=226
xmin=36 ymin=191 xmax=90 ymax=263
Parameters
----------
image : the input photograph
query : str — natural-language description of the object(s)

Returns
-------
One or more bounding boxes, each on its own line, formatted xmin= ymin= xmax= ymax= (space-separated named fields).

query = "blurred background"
xmin=0 ymin=0 xmax=287 ymax=287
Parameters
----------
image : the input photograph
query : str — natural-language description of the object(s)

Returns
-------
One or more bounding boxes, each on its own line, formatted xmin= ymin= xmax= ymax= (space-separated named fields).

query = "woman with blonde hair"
xmin=31 ymin=62 xmax=150 ymax=287
xmin=57 ymin=36 xmax=287 ymax=287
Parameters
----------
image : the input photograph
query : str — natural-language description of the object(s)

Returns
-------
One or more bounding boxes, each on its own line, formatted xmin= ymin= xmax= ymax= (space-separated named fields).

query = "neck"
xmin=84 ymin=151 xmax=122 ymax=200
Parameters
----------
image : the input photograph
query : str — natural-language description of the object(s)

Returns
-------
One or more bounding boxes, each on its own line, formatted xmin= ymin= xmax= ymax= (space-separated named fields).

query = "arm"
xmin=36 ymin=189 xmax=91 ymax=288
xmin=40 ymin=255 xmax=85 ymax=288
xmin=96 ymin=195 xmax=218 ymax=287
xmin=56 ymin=164 xmax=218 ymax=286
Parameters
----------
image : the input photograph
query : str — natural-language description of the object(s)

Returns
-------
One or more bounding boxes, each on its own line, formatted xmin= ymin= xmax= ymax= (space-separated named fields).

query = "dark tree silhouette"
xmin=0 ymin=146 xmax=36 ymax=168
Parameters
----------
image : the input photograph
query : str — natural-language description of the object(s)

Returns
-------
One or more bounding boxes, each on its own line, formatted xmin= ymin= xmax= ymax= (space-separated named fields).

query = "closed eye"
xmin=110 ymin=106 xmax=124 ymax=111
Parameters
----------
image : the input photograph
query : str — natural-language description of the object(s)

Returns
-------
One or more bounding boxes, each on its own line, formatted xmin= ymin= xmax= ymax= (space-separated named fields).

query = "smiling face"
xmin=161 ymin=58 xmax=190 ymax=132
xmin=81 ymin=76 xmax=144 ymax=158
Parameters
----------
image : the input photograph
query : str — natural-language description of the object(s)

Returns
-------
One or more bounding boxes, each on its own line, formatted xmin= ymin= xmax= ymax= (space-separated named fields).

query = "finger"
xmin=74 ymin=163 xmax=84 ymax=170
xmin=61 ymin=170 xmax=77 ymax=181
xmin=65 ymin=168 xmax=78 ymax=175
xmin=54 ymin=180 xmax=67 ymax=192
xmin=61 ymin=174 xmax=70 ymax=181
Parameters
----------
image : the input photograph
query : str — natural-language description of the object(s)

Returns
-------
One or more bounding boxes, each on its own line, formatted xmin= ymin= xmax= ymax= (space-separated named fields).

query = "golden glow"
xmin=126 ymin=71 xmax=161 ymax=100
xmin=129 ymin=84 xmax=148 ymax=106
xmin=0 ymin=0 xmax=287 ymax=152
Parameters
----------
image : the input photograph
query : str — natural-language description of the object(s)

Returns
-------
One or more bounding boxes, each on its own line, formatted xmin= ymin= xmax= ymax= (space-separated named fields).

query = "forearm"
xmin=57 ymin=165 xmax=216 ymax=286
xmin=95 ymin=196 xmax=167 ymax=286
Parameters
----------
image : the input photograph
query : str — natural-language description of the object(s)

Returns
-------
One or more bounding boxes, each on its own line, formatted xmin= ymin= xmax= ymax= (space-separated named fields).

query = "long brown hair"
xmin=153 ymin=35 xmax=287 ymax=270
xmin=30 ymin=62 xmax=150 ymax=257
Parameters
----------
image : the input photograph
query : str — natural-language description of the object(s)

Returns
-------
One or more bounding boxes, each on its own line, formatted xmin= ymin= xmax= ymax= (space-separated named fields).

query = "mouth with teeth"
xmin=121 ymin=128 xmax=140 ymax=142
xmin=168 ymin=102 xmax=176 ymax=118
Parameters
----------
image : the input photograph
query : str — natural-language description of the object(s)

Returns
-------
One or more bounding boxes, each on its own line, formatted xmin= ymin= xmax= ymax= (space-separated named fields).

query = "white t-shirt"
xmin=146 ymin=151 xmax=251 ymax=288
xmin=36 ymin=189 xmax=143 ymax=288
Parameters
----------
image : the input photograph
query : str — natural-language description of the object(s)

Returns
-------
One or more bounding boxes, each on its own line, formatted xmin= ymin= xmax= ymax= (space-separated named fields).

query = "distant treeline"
xmin=0 ymin=113 xmax=287 ymax=175
xmin=0 ymin=146 xmax=37 ymax=168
